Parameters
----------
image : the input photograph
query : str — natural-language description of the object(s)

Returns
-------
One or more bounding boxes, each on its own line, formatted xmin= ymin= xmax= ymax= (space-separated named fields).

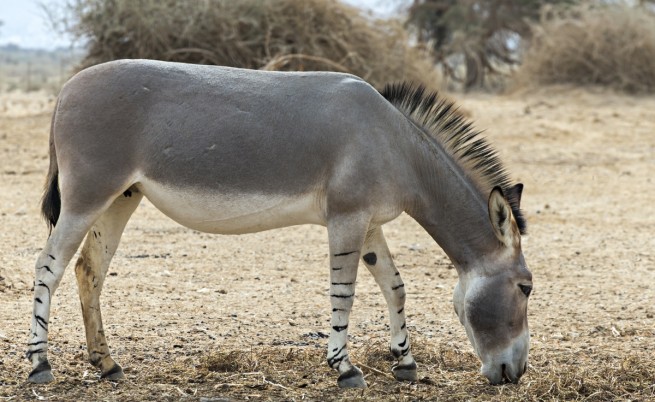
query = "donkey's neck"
xmin=405 ymin=135 xmax=499 ymax=270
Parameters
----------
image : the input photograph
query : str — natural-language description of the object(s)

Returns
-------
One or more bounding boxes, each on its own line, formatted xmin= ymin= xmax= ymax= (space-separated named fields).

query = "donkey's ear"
xmin=506 ymin=183 xmax=524 ymax=208
xmin=488 ymin=186 xmax=519 ymax=247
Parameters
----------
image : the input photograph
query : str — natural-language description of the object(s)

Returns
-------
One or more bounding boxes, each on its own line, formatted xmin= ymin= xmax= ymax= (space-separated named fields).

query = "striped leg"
xmin=27 ymin=211 xmax=101 ymax=383
xmin=74 ymin=190 xmax=142 ymax=380
xmin=362 ymin=226 xmax=417 ymax=381
xmin=326 ymin=214 xmax=369 ymax=388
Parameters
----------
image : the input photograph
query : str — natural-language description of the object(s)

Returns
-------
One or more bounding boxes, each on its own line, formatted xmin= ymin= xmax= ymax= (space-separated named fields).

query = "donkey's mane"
xmin=380 ymin=82 xmax=526 ymax=234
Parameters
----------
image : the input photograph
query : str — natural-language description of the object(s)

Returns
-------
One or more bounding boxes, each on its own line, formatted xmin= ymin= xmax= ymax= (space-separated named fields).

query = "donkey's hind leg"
xmin=361 ymin=226 xmax=418 ymax=382
xmin=74 ymin=189 xmax=143 ymax=380
xmin=27 ymin=210 xmax=106 ymax=383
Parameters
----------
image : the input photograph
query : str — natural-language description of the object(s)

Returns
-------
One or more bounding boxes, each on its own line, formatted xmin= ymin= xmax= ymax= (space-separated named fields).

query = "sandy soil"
xmin=0 ymin=87 xmax=653 ymax=401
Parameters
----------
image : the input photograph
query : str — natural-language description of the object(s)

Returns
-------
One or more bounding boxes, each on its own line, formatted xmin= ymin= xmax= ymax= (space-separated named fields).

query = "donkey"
xmin=27 ymin=59 xmax=532 ymax=388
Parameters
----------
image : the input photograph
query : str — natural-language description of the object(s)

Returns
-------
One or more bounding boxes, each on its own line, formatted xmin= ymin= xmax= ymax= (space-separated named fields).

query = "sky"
xmin=0 ymin=0 xmax=395 ymax=50
xmin=0 ymin=0 xmax=73 ymax=49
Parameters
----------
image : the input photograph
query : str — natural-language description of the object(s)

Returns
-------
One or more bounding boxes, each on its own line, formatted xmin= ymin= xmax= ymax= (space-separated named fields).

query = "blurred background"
xmin=1 ymin=2 xmax=655 ymax=400
xmin=1 ymin=0 xmax=654 ymax=94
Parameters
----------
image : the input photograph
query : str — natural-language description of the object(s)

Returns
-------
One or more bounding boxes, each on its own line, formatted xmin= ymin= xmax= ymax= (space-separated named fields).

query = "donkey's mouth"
xmin=500 ymin=363 xmax=519 ymax=384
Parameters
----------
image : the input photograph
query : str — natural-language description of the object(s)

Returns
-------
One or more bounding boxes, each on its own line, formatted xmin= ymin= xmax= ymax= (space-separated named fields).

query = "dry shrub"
xmin=61 ymin=0 xmax=440 ymax=89
xmin=515 ymin=4 xmax=655 ymax=93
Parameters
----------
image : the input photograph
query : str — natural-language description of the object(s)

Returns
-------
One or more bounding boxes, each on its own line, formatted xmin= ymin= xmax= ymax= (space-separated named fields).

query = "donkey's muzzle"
xmin=482 ymin=357 xmax=528 ymax=385
xmin=485 ymin=361 xmax=526 ymax=385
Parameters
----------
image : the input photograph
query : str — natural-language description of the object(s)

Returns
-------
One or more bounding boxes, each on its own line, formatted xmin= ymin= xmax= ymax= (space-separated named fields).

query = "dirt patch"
xmin=0 ymin=86 xmax=653 ymax=400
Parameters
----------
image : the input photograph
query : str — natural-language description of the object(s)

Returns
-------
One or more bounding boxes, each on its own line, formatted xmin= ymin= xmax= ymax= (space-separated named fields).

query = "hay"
xmin=60 ymin=0 xmax=440 ymax=89
xmin=5 ymin=338 xmax=653 ymax=400
xmin=514 ymin=4 xmax=655 ymax=93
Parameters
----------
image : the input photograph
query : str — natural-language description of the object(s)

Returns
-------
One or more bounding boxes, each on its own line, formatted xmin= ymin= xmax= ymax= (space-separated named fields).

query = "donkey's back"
xmin=52 ymin=60 xmax=414 ymax=233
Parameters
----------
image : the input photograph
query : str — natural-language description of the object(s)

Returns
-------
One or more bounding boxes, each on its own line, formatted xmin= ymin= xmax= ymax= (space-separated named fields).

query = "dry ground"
xmin=0 ymin=87 xmax=653 ymax=401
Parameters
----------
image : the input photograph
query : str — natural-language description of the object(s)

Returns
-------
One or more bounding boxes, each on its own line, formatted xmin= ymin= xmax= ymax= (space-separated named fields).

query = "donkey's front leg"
xmin=362 ymin=226 xmax=417 ymax=382
xmin=326 ymin=214 xmax=369 ymax=388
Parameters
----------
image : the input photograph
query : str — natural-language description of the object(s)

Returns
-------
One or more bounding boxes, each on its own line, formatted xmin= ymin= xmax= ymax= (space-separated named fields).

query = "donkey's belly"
xmin=136 ymin=179 xmax=324 ymax=234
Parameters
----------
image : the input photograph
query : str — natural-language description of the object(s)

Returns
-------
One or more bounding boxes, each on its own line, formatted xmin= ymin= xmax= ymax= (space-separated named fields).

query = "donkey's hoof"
xmin=337 ymin=367 xmax=367 ymax=389
xmin=101 ymin=363 xmax=124 ymax=381
xmin=392 ymin=362 xmax=418 ymax=382
xmin=28 ymin=361 xmax=55 ymax=384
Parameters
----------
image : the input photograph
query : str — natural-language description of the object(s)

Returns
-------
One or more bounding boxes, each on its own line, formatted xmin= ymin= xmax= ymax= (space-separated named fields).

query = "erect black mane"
xmin=380 ymin=82 xmax=527 ymax=235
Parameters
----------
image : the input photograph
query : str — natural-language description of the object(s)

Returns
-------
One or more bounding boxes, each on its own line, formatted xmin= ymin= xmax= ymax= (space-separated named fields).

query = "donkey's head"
xmin=452 ymin=185 xmax=532 ymax=384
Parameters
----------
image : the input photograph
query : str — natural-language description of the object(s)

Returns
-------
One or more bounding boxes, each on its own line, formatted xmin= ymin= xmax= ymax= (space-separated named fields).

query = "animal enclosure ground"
xmin=0 ymin=87 xmax=653 ymax=401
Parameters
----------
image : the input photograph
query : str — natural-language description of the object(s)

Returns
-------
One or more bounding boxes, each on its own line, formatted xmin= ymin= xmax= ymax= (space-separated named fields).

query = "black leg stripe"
xmin=401 ymin=322 xmax=406 ymax=330
xmin=331 ymin=293 xmax=354 ymax=298
xmin=334 ymin=251 xmax=356 ymax=257
xmin=35 ymin=315 xmax=48 ymax=330
xmin=27 ymin=340 xmax=47 ymax=347
xmin=35 ymin=298 xmax=43 ymax=304
xmin=332 ymin=267 xmax=343 ymax=271
xmin=332 ymin=308 xmax=346 ymax=312
xmin=329 ymin=344 xmax=346 ymax=361
xmin=328 ymin=354 xmax=346 ymax=368
xmin=26 ymin=348 xmax=45 ymax=360
xmin=397 ymin=307 xmax=404 ymax=314
xmin=398 ymin=335 xmax=408 ymax=348
xmin=38 ymin=266 xmax=54 ymax=274
xmin=392 ymin=283 xmax=405 ymax=290
xmin=48 ymin=254 xmax=56 ymax=260
xmin=37 ymin=281 xmax=51 ymax=299
xmin=401 ymin=346 xmax=410 ymax=356
xmin=331 ymin=282 xmax=354 ymax=286
xmin=332 ymin=325 xmax=348 ymax=332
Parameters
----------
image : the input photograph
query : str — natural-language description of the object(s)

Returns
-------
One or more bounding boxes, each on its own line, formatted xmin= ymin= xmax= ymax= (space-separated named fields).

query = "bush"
xmin=58 ymin=0 xmax=440 ymax=89
xmin=515 ymin=4 xmax=655 ymax=93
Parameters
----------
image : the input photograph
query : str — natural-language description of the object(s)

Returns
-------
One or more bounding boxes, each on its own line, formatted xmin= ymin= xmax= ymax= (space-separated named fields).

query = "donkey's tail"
xmin=41 ymin=99 xmax=61 ymax=233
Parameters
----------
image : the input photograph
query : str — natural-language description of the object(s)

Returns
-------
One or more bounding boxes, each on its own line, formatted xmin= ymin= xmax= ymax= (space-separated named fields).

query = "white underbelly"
xmin=136 ymin=179 xmax=325 ymax=234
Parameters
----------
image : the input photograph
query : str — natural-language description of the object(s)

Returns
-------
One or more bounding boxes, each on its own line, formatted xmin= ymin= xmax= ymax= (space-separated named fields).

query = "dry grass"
xmin=60 ymin=0 xmax=440 ymax=89
xmin=2 ymin=337 xmax=654 ymax=401
xmin=514 ymin=4 xmax=655 ymax=93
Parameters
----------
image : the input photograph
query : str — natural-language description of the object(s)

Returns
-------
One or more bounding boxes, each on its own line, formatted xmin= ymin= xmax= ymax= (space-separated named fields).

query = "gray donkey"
xmin=27 ymin=60 xmax=532 ymax=388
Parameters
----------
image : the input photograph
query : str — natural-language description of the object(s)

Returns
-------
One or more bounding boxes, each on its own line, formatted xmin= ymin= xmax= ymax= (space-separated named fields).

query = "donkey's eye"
xmin=519 ymin=284 xmax=532 ymax=297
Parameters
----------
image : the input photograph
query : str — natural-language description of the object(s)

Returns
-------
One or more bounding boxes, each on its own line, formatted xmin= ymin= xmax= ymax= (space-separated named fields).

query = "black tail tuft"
xmin=41 ymin=172 xmax=60 ymax=234
xmin=42 ymin=98 xmax=61 ymax=234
